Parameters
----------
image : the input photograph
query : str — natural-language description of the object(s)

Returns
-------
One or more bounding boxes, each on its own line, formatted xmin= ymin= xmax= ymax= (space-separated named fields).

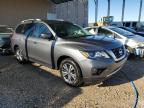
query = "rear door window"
xmin=87 ymin=28 xmax=97 ymax=34
xmin=16 ymin=24 xmax=25 ymax=34
xmin=98 ymin=28 xmax=113 ymax=37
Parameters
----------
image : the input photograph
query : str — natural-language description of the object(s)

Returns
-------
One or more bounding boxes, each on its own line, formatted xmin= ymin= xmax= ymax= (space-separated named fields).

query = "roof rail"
xmin=0 ymin=25 xmax=8 ymax=27
xmin=21 ymin=19 xmax=41 ymax=23
xmin=53 ymin=19 xmax=64 ymax=21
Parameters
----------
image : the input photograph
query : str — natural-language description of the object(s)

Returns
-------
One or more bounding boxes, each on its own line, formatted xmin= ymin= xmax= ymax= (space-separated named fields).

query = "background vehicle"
xmin=137 ymin=26 xmax=144 ymax=35
xmin=119 ymin=26 xmax=144 ymax=37
xmin=0 ymin=25 xmax=13 ymax=54
xmin=11 ymin=19 xmax=127 ymax=86
xmin=85 ymin=26 xmax=144 ymax=57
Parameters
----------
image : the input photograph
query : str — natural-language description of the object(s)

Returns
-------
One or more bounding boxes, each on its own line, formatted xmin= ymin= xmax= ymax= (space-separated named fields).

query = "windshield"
xmin=48 ymin=23 xmax=92 ymax=38
xmin=0 ymin=26 xmax=13 ymax=33
xmin=110 ymin=27 xmax=134 ymax=38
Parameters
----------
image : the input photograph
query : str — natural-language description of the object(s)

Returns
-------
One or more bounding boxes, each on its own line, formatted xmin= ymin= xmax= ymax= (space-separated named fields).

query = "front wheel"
xmin=60 ymin=58 xmax=83 ymax=87
xmin=15 ymin=47 xmax=25 ymax=63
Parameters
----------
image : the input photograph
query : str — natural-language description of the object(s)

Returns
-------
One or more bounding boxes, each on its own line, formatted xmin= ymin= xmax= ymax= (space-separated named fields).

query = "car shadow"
xmin=0 ymin=56 xmax=82 ymax=108
xmin=99 ymin=57 xmax=144 ymax=87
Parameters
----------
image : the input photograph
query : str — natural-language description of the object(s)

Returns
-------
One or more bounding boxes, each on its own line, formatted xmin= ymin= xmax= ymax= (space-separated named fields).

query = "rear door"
xmin=27 ymin=23 xmax=54 ymax=67
xmin=14 ymin=23 xmax=34 ymax=57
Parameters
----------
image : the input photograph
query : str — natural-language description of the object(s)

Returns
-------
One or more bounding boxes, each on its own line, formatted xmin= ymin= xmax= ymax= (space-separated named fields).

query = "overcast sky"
xmin=88 ymin=0 xmax=144 ymax=23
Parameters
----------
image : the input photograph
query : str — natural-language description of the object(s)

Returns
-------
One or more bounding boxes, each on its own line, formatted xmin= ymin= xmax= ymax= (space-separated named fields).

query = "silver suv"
xmin=11 ymin=19 xmax=128 ymax=86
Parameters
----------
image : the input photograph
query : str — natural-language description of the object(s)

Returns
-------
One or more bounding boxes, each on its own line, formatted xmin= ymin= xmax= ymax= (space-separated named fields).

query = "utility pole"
xmin=66 ymin=2 xmax=69 ymax=19
xmin=94 ymin=0 xmax=98 ymax=22
xmin=138 ymin=0 xmax=143 ymax=23
xmin=107 ymin=0 xmax=110 ymax=16
xmin=75 ymin=0 xmax=79 ymax=24
xmin=121 ymin=0 xmax=125 ymax=23
xmin=82 ymin=0 xmax=88 ymax=27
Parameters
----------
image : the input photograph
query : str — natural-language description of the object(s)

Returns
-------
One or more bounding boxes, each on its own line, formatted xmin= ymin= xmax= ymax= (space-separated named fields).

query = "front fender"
xmin=54 ymin=46 xmax=86 ymax=69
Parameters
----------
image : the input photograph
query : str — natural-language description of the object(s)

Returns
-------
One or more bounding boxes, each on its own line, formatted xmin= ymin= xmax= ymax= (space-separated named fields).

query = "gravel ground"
xmin=0 ymin=55 xmax=144 ymax=108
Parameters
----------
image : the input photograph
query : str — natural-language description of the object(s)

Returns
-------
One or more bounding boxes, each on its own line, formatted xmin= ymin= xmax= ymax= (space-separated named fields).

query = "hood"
xmin=130 ymin=35 xmax=144 ymax=43
xmin=60 ymin=35 xmax=122 ymax=51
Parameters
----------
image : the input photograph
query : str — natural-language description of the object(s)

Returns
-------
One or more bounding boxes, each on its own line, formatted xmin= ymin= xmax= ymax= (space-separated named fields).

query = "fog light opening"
xmin=92 ymin=68 xmax=106 ymax=76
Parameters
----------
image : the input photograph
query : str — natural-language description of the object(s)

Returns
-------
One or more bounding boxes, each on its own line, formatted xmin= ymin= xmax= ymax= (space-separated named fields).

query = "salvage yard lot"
xmin=0 ymin=55 xmax=144 ymax=108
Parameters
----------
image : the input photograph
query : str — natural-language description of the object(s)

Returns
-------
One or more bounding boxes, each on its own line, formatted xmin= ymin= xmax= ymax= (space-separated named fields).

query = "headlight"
xmin=80 ymin=51 xmax=110 ymax=59
xmin=138 ymin=43 xmax=144 ymax=47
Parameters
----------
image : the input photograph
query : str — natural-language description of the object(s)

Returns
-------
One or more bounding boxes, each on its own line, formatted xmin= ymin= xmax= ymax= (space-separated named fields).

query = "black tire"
xmin=15 ymin=47 xmax=26 ymax=63
xmin=60 ymin=58 xmax=83 ymax=87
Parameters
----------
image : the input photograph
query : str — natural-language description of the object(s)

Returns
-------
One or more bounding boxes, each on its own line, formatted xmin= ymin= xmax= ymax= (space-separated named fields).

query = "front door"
xmin=27 ymin=23 xmax=54 ymax=67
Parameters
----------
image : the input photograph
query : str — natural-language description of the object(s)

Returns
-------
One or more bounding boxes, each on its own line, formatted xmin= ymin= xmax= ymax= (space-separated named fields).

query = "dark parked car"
xmin=11 ymin=19 xmax=127 ymax=86
xmin=0 ymin=25 xmax=13 ymax=54
xmin=119 ymin=26 xmax=144 ymax=37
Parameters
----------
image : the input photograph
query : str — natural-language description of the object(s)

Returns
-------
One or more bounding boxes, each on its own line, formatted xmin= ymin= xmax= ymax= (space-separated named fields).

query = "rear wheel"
xmin=60 ymin=58 xmax=83 ymax=87
xmin=15 ymin=47 xmax=25 ymax=63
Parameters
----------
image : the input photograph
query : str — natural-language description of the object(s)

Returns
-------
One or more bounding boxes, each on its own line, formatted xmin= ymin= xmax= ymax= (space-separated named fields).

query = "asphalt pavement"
xmin=0 ymin=55 xmax=144 ymax=108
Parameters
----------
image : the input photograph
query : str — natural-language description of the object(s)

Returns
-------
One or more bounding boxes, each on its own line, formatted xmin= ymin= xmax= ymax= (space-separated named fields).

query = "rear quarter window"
xmin=15 ymin=24 xmax=24 ymax=34
xmin=15 ymin=23 xmax=34 ymax=36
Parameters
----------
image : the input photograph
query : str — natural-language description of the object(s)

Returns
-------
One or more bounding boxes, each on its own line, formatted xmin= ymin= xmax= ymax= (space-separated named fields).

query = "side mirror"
xmin=40 ymin=33 xmax=53 ymax=40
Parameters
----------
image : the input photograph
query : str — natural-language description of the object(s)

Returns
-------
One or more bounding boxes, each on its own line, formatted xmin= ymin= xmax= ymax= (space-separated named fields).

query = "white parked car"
xmin=85 ymin=26 xmax=144 ymax=57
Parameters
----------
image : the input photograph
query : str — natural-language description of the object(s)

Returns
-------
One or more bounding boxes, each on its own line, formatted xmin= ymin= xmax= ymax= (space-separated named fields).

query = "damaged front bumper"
xmin=134 ymin=47 xmax=144 ymax=57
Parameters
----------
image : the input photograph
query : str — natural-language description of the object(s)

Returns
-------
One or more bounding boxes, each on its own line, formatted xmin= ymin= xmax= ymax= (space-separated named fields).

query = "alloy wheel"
xmin=16 ymin=49 xmax=23 ymax=61
xmin=61 ymin=63 xmax=77 ymax=84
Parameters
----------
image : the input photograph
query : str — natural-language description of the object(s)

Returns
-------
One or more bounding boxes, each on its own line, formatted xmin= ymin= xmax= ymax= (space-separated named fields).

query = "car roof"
xmin=85 ymin=26 xmax=117 ymax=30
xmin=20 ymin=19 xmax=73 ymax=25
xmin=85 ymin=26 xmax=98 ymax=29
xmin=0 ymin=25 xmax=8 ymax=27
xmin=102 ymin=26 xmax=117 ymax=29
xmin=43 ymin=20 xmax=72 ymax=24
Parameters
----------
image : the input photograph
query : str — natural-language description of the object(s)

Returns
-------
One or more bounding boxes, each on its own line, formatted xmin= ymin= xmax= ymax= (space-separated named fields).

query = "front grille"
xmin=112 ymin=46 xmax=125 ymax=59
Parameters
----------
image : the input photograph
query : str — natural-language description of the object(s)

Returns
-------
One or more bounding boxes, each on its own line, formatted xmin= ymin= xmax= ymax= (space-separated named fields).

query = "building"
xmin=0 ymin=0 xmax=88 ymax=28
xmin=0 ymin=0 xmax=56 ymax=27
xmin=55 ymin=0 xmax=88 ymax=27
